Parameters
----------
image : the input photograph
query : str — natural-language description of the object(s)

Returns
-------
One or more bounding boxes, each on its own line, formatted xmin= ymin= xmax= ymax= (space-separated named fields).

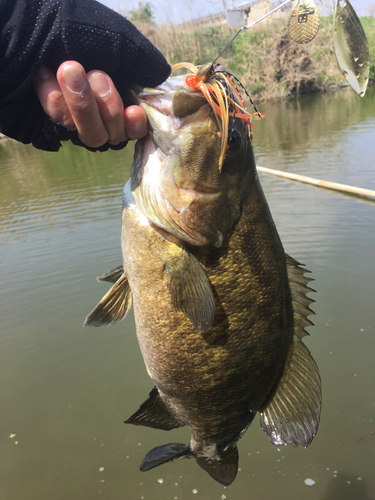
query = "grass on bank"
xmin=142 ymin=15 xmax=375 ymax=100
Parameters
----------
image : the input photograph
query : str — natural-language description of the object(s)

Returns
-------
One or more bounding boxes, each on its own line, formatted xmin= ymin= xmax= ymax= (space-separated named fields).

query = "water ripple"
xmin=0 ymin=184 xmax=124 ymax=244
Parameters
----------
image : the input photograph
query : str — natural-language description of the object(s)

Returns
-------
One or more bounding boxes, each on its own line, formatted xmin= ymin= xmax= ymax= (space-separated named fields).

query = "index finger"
xmin=57 ymin=62 xmax=109 ymax=148
xmin=87 ymin=70 xmax=126 ymax=145
xmin=34 ymin=64 xmax=73 ymax=127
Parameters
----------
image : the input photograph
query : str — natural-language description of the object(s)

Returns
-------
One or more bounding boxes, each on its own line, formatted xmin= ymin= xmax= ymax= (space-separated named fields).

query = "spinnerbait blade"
xmin=333 ymin=0 xmax=370 ymax=97
xmin=287 ymin=0 xmax=320 ymax=44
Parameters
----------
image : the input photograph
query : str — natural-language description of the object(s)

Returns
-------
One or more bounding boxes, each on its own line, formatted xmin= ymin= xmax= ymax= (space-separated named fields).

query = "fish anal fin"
xmin=84 ymin=273 xmax=131 ymax=327
xmin=140 ymin=443 xmax=190 ymax=471
xmin=165 ymin=247 xmax=215 ymax=333
xmin=195 ymin=447 xmax=238 ymax=486
xmin=96 ymin=265 xmax=124 ymax=284
xmin=259 ymin=335 xmax=321 ymax=448
xmin=125 ymin=387 xmax=185 ymax=430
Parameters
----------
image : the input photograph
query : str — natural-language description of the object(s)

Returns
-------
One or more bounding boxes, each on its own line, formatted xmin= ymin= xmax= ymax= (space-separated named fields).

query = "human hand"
xmin=34 ymin=61 xmax=148 ymax=148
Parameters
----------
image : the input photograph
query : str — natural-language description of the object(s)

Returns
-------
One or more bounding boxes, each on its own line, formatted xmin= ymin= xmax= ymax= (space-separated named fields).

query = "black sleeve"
xmin=0 ymin=0 xmax=171 ymax=151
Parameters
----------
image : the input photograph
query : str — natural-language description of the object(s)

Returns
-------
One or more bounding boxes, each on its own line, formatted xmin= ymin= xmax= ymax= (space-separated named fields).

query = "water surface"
xmin=1 ymin=87 xmax=375 ymax=500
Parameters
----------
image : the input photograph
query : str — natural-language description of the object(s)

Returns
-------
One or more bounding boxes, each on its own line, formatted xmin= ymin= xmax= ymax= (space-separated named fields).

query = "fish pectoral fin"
xmin=96 ymin=265 xmax=124 ymax=284
xmin=165 ymin=248 xmax=215 ymax=333
xmin=125 ymin=387 xmax=185 ymax=430
xmin=140 ymin=443 xmax=190 ymax=471
xmin=195 ymin=447 xmax=238 ymax=486
xmin=84 ymin=273 xmax=131 ymax=327
xmin=259 ymin=335 xmax=322 ymax=448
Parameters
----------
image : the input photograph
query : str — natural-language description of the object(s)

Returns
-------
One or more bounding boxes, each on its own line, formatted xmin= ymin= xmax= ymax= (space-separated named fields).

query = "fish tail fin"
xmin=140 ymin=443 xmax=190 ymax=471
xmin=140 ymin=443 xmax=239 ymax=486
xmin=195 ymin=447 xmax=238 ymax=486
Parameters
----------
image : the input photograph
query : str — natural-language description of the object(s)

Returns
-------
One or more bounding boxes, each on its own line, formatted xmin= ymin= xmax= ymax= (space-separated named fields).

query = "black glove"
xmin=0 ymin=0 xmax=171 ymax=151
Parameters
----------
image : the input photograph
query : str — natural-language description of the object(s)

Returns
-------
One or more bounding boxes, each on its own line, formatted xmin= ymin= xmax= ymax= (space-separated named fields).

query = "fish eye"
xmin=227 ymin=129 xmax=241 ymax=149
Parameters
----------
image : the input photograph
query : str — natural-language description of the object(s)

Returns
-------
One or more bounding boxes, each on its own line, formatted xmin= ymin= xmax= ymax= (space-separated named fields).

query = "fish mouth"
xmin=132 ymin=81 xmax=224 ymax=247
xmin=132 ymin=133 xmax=220 ymax=246
xmin=139 ymin=102 xmax=221 ymax=197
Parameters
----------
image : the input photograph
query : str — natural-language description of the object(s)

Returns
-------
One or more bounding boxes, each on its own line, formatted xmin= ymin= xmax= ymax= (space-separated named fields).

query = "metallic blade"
xmin=287 ymin=0 xmax=320 ymax=44
xmin=333 ymin=0 xmax=370 ymax=97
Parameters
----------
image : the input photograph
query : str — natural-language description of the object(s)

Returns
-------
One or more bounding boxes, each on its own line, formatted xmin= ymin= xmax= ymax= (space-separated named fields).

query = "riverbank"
xmin=145 ymin=15 xmax=375 ymax=101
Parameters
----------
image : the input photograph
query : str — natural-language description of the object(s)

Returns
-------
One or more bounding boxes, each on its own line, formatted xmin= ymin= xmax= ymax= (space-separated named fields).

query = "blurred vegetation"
xmin=128 ymin=2 xmax=156 ymax=28
xmin=360 ymin=16 xmax=375 ymax=82
xmin=135 ymin=14 xmax=375 ymax=100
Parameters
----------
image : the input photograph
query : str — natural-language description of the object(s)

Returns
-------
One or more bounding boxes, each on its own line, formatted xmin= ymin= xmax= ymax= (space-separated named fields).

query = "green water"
xmin=1 ymin=86 xmax=375 ymax=500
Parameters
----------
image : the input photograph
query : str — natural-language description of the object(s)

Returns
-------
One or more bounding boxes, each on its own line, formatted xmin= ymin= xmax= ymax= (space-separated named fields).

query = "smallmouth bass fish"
xmin=85 ymin=63 xmax=321 ymax=486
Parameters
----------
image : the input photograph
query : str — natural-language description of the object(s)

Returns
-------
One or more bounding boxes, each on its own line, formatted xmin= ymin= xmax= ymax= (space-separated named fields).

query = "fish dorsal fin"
xmin=140 ymin=443 xmax=190 ymax=471
xmin=125 ymin=387 xmax=185 ymax=430
xmin=286 ymin=254 xmax=316 ymax=339
xmin=165 ymin=247 xmax=215 ymax=333
xmin=259 ymin=335 xmax=321 ymax=448
xmin=84 ymin=272 xmax=131 ymax=327
xmin=195 ymin=447 xmax=238 ymax=486
xmin=96 ymin=265 xmax=124 ymax=284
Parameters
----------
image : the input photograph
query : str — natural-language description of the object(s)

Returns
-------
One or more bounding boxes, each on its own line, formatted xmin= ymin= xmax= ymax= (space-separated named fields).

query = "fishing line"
xmin=207 ymin=0 xmax=321 ymax=119
xmin=212 ymin=0 xmax=295 ymax=66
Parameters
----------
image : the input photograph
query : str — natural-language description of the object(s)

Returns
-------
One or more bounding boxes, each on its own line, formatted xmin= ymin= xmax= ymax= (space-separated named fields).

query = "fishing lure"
xmin=172 ymin=62 xmax=265 ymax=171
xmin=287 ymin=0 xmax=320 ymax=44
xmin=192 ymin=0 xmax=368 ymax=98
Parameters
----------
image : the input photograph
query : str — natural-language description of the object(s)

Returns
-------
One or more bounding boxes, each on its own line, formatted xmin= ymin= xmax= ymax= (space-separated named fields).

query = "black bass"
xmin=85 ymin=63 xmax=321 ymax=486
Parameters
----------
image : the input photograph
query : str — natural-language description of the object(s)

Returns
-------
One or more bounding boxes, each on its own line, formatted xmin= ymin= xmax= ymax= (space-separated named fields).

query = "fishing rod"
xmin=257 ymin=166 xmax=375 ymax=202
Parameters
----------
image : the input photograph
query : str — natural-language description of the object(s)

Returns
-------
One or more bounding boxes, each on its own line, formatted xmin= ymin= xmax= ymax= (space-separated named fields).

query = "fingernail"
xmin=89 ymin=72 xmax=110 ymax=97
xmin=63 ymin=65 xmax=86 ymax=94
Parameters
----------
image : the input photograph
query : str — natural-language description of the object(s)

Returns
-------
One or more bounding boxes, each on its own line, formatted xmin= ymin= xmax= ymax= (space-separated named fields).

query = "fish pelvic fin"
xmin=165 ymin=246 xmax=215 ymax=333
xmin=140 ymin=443 xmax=191 ymax=471
xmin=195 ymin=447 xmax=238 ymax=486
xmin=259 ymin=334 xmax=322 ymax=448
xmin=286 ymin=254 xmax=316 ymax=339
xmin=84 ymin=272 xmax=131 ymax=327
xmin=125 ymin=387 xmax=185 ymax=430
